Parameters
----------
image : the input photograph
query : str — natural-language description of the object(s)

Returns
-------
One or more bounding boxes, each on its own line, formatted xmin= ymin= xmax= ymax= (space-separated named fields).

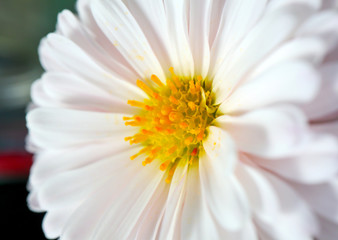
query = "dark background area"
xmin=0 ymin=1 xmax=76 ymax=239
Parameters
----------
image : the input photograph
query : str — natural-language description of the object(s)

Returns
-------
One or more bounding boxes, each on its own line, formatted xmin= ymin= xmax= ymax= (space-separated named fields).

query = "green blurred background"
xmin=0 ymin=0 xmax=76 ymax=110
xmin=0 ymin=0 xmax=76 ymax=239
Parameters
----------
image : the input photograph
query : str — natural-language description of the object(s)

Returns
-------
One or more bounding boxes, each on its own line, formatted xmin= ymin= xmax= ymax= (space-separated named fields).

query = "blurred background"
xmin=0 ymin=0 xmax=76 ymax=238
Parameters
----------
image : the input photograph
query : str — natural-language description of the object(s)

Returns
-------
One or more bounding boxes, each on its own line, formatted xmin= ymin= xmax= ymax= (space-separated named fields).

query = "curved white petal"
xmin=303 ymin=62 xmax=338 ymax=120
xmin=158 ymin=161 xmax=188 ymax=240
xmin=26 ymin=108 xmax=134 ymax=149
xmin=209 ymin=0 xmax=267 ymax=79
xmin=180 ymin=163 xmax=219 ymax=240
xmin=237 ymin=163 xmax=318 ymax=239
xmin=39 ymin=33 xmax=146 ymax=101
xmin=219 ymin=61 xmax=320 ymax=114
xmin=34 ymin=149 xmax=139 ymax=211
xmin=76 ymin=0 xmax=133 ymax=69
xmin=203 ymin=126 xmax=237 ymax=173
xmin=89 ymin=162 xmax=165 ymax=239
xmin=311 ymin=120 xmax=338 ymax=137
xmin=42 ymin=208 xmax=74 ymax=239
xmin=292 ymin=178 xmax=338 ymax=224
xmin=251 ymin=37 xmax=327 ymax=77
xmin=31 ymin=79 xmax=58 ymax=108
xmin=297 ymin=10 xmax=338 ymax=51
xmin=162 ymin=0 xmax=194 ymax=77
xmin=236 ymin=160 xmax=280 ymax=220
xmin=60 ymin=155 xmax=156 ymax=240
xmin=91 ymin=0 xmax=166 ymax=80
xmin=217 ymin=106 xmax=308 ymax=158
xmin=317 ymin=215 xmax=338 ymax=240
xmin=56 ymin=9 xmax=137 ymax=80
xmin=130 ymin=182 xmax=169 ymax=240
xmin=212 ymin=4 xmax=314 ymax=103
xmin=208 ymin=0 xmax=226 ymax=46
xmin=29 ymin=140 xmax=131 ymax=188
xmin=255 ymin=134 xmax=338 ymax=184
xmin=40 ymin=72 xmax=133 ymax=113
xmin=201 ymin=127 xmax=249 ymax=231
xmin=267 ymin=0 xmax=321 ymax=13
xmin=189 ymin=0 xmax=212 ymax=78
xmin=122 ymin=0 xmax=171 ymax=77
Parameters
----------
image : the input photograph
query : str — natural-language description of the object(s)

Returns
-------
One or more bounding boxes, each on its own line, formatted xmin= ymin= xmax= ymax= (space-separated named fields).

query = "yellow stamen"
xmin=197 ymin=129 xmax=204 ymax=141
xmin=123 ymin=67 xmax=218 ymax=183
xmin=167 ymin=146 xmax=177 ymax=156
xmin=169 ymin=112 xmax=183 ymax=122
xmin=137 ymin=79 xmax=154 ymax=96
xmin=127 ymin=100 xmax=146 ymax=108
xmin=188 ymin=101 xmax=196 ymax=111
xmin=161 ymin=106 xmax=171 ymax=116
xmin=160 ymin=160 xmax=171 ymax=171
xmin=151 ymin=74 xmax=164 ymax=87
xmin=169 ymin=96 xmax=179 ymax=105
xmin=169 ymin=67 xmax=182 ymax=87
xmin=184 ymin=136 xmax=194 ymax=145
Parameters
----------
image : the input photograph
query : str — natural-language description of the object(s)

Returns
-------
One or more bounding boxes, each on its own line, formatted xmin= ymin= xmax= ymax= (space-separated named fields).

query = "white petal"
xmin=60 ymin=156 xmax=155 ymax=240
xmin=267 ymin=0 xmax=321 ymax=13
xmin=208 ymin=0 xmax=226 ymax=46
xmin=255 ymin=134 xmax=338 ymax=184
xmin=56 ymin=10 xmax=136 ymax=80
xmin=26 ymin=108 xmax=134 ymax=149
xmin=217 ymin=220 xmax=258 ymax=240
xmin=29 ymin=140 xmax=130 ymax=188
xmin=213 ymin=4 xmax=310 ymax=103
xmin=219 ymin=61 xmax=320 ymax=114
xmin=38 ymin=38 xmax=67 ymax=72
xmin=162 ymin=0 xmax=194 ymax=77
xmin=238 ymin=164 xmax=318 ymax=239
xmin=311 ymin=120 xmax=338 ymax=137
xmin=40 ymin=33 xmax=146 ymax=101
xmin=292 ymin=178 xmax=338 ymax=223
xmin=212 ymin=4 xmax=313 ymax=103
xmin=31 ymin=79 xmax=58 ymax=108
xmin=188 ymin=0 xmax=212 ymax=78
xmin=181 ymin=163 xmax=219 ymax=240
xmin=122 ymin=0 xmax=171 ymax=76
xmin=235 ymin=161 xmax=280 ymax=221
xmin=251 ymin=37 xmax=327 ymax=77
xmin=41 ymin=72 xmax=133 ymax=113
xmin=129 ymin=182 xmax=169 ymax=240
xmin=303 ymin=62 xmax=338 ymax=120
xmin=209 ymin=0 xmax=267 ymax=78
xmin=35 ymin=149 xmax=139 ymax=211
xmin=27 ymin=191 xmax=43 ymax=212
xmin=217 ymin=106 xmax=308 ymax=158
xmin=76 ymin=0 xmax=133 ymax=69
xmin=89 ymin=162 xmax=165 ymax=240
xmin=42 ymin=208 xmax=74 ymax=239
xmin=201 ymin=128 xmax=249 ymax=231
xmin=297 ymin=10 xmax=338 ymax=51
xmin=91 ymin=0 xmax=166 ymax=80
xmin=317 ymin=215 xmax=338 ymax=240
xmin=158 ymin=161 xmax=188 ymax=240
xmin=203 ymin=126 xmax=237 ymax=173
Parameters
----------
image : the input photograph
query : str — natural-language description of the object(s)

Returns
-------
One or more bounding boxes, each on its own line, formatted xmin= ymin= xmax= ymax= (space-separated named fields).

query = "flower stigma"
xmin=124 ymin=68 xmax=219 ymax=183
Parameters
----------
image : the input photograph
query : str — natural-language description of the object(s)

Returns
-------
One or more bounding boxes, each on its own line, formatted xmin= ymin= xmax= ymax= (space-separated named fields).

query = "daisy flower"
xmin=26 ymin=0 xmax=338 ymax=239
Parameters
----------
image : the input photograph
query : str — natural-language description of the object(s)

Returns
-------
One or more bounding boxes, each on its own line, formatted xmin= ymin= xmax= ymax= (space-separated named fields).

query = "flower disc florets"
xmin=124 ymin=68 xmax=218 ymax=182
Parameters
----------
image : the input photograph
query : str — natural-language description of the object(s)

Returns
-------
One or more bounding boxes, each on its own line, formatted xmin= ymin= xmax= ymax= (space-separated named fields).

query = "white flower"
xmin=26 ymin=0 xmax=338 ymax=239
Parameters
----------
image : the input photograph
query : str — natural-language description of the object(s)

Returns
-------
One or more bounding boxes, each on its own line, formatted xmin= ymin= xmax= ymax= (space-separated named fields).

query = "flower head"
xmin=27 ymin=0 xmax=338 ymax=239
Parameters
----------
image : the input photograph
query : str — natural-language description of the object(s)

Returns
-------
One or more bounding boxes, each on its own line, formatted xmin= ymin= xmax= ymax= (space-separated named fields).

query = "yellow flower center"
xmin=124 ymin=68 xmax=218 ymax=183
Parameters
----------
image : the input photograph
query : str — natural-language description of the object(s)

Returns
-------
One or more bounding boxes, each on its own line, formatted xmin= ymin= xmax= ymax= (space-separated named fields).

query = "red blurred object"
xmin=0 ymin=152 xmax=33 ymax=177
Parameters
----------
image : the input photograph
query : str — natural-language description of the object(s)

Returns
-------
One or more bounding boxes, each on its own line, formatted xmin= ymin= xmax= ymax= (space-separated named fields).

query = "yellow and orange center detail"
xmin=124 ymin=68 xmax=218 ymax=183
